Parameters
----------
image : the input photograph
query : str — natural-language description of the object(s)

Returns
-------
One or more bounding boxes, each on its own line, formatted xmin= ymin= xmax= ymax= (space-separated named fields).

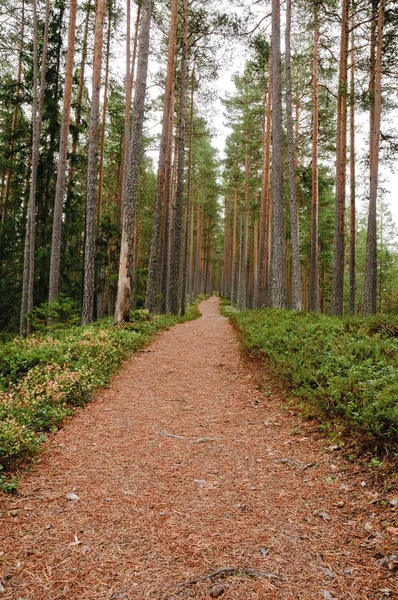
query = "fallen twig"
xmin=158 ymin=431 xmax=185 ymax=439
xmin=275 ymin=458 xmax=315 ymax=470
xmin=180 ymin=566 xmax=281 ymax=586
xmin=193 ymin=437 xmax=223 ymax=444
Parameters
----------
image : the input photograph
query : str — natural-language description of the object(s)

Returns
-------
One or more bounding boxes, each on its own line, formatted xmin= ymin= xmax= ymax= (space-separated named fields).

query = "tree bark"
xmin=1 ymin=0 xmax=24 ymax=224
xmin=331 ymin=0 xmax=350 ymax=316
xmin=114 ymin=0 xmax=152 ymax=323
xmin=270 ymin=0 xmax=285 ymax=308
xmin=363 ymin=0 xmax=385 ymax=316
xmin=238 ymin=146 xmax=249 ymax=311
xmin=181 ymin=65 xmax=195 ymax=314
xmin=230 ymin=188 xmax=238 ymax=306
xmin=97 ymin=2 xmax=112 ymax=226
xmin=119 ymin=1 xmax=141 ymax=219
xmin=48 ymin=0 xmax=77 ymax=304
xmin=20 ymin=0 xmax=50 ymax=335
xmin=349 ymin=13 xmax=356 ymax=315
xmin=257 ymin=56 xmax=272 ymax=307
xmin=145 ymin=0 xmax=178 ymax=312
xmin=309 ymin=2 xmax=319 ymax=312
xmin=286 ymin=0 xmax=302 ymax=311
xmin=82 ymin=0 xmax=106 ymax=325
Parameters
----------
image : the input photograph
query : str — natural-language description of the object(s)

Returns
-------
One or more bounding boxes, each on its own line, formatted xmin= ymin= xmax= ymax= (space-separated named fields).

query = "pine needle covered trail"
xmin=0 ymin=298 xmax=396 ymax=599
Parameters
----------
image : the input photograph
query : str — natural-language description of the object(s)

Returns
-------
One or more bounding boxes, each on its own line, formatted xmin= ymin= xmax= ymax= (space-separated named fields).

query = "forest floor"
xmin=1 ymin=297 xmax=397 ymax=600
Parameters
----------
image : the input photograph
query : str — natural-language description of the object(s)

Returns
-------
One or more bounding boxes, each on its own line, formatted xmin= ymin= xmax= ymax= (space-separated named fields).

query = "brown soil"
xmin=1 ymin=297 xmax=397 ymax=599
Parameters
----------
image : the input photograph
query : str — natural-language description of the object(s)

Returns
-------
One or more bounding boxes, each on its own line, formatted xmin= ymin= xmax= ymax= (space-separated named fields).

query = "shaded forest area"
xmin=0 ymin=0 xmax=398 ymax=337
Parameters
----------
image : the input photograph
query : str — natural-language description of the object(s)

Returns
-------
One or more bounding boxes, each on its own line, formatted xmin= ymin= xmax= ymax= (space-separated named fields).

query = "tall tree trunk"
xmin=238 ymin=146 xmax=250 ymax=310
xmin=194 ymin=203 xmax=202 ymax=298
xmin=82 ymin=0 xmax=106 ymax=325
xmin=97 ymin=2 xmax=112 ymax=225
xmin=363 ymin=0 xmax=385 ymax=315
xmin=20 ymin=0 xmax=50 ymax=335
xmin=48 ymin=0 xmax=77 ymax=304
xmin=119 ymin=1 xmax=141 ymax=218
xmin=331 ymin=0 xmax=350 ymax=316
xmin=270 ymin=0 xmax=285 ymax=308
xmin=114 ymin=0 xmax=152 ymax=323
xmin=253 ymin=214 xmax=259 ymax=308
xmin=230 ymin=188 xmax=238 ymax=306
xmin=168 ymin=0 xmax=189 ymax=315
xmin=286 ymin=0 xmax=302 ymax=311
xmin=257 ymin=57 xmax=272 ymax=307
xmin=68 ymin=0 xmax=91 ymax=196
xmin=181 ymin=65 xmax=195 ymax=314
xmin=146 ymin=0 xmax=178 ymax=312
xmin=1 ymin=0 xmax=24 ymax=224
xmin=349 ymin=13 xmax=356 ymax=315
xmin=309 ymin=2 xmax=319 ymax=312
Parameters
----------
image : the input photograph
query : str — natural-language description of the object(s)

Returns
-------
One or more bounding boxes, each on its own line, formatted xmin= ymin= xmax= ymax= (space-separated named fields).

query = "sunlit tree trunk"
xmin=286 ymin=0 xmax=302 ymax=311
xmin=20 ymin=0 xmax=50 ymax=335
xmin=363 ymin=0 xmax=385 ymax=316
xmin=48 ymin=0 xmax=77 ymax=304
xmin=331 ymin=0 xmax=350 ymax=316
xmin=82 ymin=0 xmax=106 ymax=325
xmin=309 ymin=2 xmax=319 ymax=312
xmin=253 ymin=215 xmax=259 ymax=308
xmin=270 ymin=0 xmax=285 ymax=307
xmin=114 ymin=0 xmax=152 ymax=323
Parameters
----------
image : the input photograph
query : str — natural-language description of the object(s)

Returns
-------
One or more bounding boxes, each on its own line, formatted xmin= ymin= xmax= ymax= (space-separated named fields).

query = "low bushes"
xmin=0 ymin=305 xmax=200 ymax=477
xmin=226 ymin=307 xmax=398 ymax=453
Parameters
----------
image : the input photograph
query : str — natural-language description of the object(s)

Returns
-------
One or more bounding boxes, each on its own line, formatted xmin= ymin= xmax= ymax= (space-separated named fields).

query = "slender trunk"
xmin=20 ymin=0 xmax=50 ymax=335
xmin=238 ymin=147 xmax=250 ymax=310
xmin=253 ymin=215 xmax=259 ymax=308
xmin=258 ymin=57 xmax=272 ymax=307
xmin=114 ymin=0 xmax=152 ymax=323
xmin=181 ymin=65 xmax=195 ymax=314
xmin=286 ymin=0 xmax=302 ymax=311
xmin=169 ymin=0 xmax=189 ymax=315
xmin=349 ymin=14 xmax=356 ymax=315
xmin=230 ymin=188 xmax=238 ymax=305
xmin=2 ymin=0 xmax=24 ymax=223
xmin=97 ymin=4 xmax=112 ymax=225
xmin=188 ymin=201 xmax=195 ymax=303
xmin=236 ymin=213 xmax=243 ymax=308
xmin=82 ymin=0 xmax=106 ymax=325
xmin=331 ymin=0 xmax=350 ymax=316
xmin=194 ymin=204 xmax=202 ymax=298
xmin=68 ymin=1 xmax=91 ymax=194
xmin=119 ymin=2 xmax=141 ymax=217
xmin=270 ymin=0 xmax=285 ymax=307
xmin=48 ymin=0 xmax=77 ymax=304
xmin=309 ymin=3 xmax=319 ymax=312
xmin=146 ymin=0 xmax=178 ymax=312
xmin=363 ymin=0 xmax=385 ymax=316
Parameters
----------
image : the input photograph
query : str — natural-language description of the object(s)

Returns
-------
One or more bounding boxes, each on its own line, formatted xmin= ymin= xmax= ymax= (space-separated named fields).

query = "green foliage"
xmin=228 ymin=307 xmax=398 ymax=452
xmin=0 ymin=303 xmax=200 ymax=474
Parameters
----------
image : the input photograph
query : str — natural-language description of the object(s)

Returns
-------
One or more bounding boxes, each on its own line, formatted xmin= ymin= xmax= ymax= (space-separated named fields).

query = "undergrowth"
xmin=224 ymin=305 xmax=398 ymax=456
xmin=0 ymin=302 xmax=200 ymax=489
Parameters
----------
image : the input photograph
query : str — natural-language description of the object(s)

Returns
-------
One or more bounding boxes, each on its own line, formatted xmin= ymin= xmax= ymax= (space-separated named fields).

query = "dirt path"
xmin=1 ymin=298 xmax=396 ymax=599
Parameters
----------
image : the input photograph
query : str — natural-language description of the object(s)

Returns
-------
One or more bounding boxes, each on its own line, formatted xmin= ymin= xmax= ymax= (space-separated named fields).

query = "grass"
xmin=223 ymin=303 xmax=398 ymax=456
xmin=0 ymin=303 xmax=200 ymax=489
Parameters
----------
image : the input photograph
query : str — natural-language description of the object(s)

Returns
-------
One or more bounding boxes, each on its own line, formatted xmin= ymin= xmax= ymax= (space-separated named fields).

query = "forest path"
xmin=0 ymin=297 xmax=396 ymax=599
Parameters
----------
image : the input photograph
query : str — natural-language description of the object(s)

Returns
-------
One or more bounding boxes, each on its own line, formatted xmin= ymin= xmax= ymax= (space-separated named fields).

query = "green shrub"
xmin=227 ymin=307 xmax=398 ymax=452
xmin=0 ymin=302 xmax=200 ymax=472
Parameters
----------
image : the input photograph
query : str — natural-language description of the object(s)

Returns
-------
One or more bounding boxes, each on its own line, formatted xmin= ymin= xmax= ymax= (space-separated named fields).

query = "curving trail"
xmin=0 ymin=297 xmax=396 ymax=599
